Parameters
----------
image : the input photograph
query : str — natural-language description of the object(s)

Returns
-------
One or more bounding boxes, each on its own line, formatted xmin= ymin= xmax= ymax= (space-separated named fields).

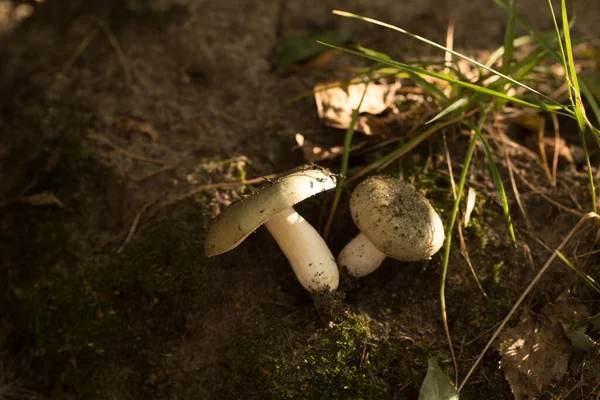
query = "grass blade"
xmin=502 ymin=0 xmax=517 ymax=69
xmin=346 ymin=110 xmax=478 ymax=185
xmin=323 ymin=72 xmax=374 ymax=239
xmin=332 ymin=9 xmax=561 ymax=105
xmin=318 ymin=41 xmax=564 ymax=112
xmin=464 ymin=120 xmax=517 ymax=244
xmin=559 ymin=0 xmax=586 ymax=132
xmin=439 ymin=116 xmax=485 ymax=386
xmin=427 ymin=97 xmax=470 ymax=124
xmin=459 ymin=212 xmax=600 ymax=391
xmin=556 ymin=251 xmax=600 ymax=295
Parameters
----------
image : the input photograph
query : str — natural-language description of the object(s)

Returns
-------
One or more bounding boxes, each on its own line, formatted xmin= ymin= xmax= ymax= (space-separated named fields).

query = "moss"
xmin=5 ymin=199 xmax=211 ymax=398
xmin=0 ymin=124 xmax=213 ymax=398
xmin=241 ymin=312 xmax=428 ymax=399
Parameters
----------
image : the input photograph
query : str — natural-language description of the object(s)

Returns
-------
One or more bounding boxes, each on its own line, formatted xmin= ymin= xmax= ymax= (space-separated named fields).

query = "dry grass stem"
xmin=88 ymin=133 xmax=170 ymax=165
xmin=458 ymin=212 xmax=600 ymax=392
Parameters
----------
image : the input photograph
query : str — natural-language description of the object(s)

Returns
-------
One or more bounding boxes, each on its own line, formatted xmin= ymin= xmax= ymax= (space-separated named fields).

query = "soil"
xmin=1 ymin=0 xmax=599 ymax=399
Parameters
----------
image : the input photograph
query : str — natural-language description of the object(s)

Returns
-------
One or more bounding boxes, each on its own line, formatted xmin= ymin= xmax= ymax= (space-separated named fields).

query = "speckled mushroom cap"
xmin=205 ymin=166 xmax=337 ymax=257
xmin=349 ymin=175 xmax=444 ymax=261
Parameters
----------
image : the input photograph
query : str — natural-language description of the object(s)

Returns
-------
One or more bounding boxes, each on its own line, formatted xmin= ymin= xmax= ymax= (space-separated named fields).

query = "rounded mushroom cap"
xmin=349 ymin=175 xmax=444 ymax=261
xmin=205 ymin=166 xmax=337 ymax=257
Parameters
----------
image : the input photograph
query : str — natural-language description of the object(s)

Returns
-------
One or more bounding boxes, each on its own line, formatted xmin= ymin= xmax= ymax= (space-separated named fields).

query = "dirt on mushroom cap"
xmin=204 ymin=166 xmax=337 ymax=257
xmin=349 ymin=175 xmax=444 ymax=261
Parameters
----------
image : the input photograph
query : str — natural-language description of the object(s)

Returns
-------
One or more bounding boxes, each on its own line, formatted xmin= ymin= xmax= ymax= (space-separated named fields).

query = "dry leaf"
xmin=115 ymin=117 xmax=160 ymax=141
xmin=20 ymin=191 xmax=65 ymax=208
xmin=498 ymin=297 xmax=590 ymax=400
xmin=314 ymin=80 xmax=400 ymax=136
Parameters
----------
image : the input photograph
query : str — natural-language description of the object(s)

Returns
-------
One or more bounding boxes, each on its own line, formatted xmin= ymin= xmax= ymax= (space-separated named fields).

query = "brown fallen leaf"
xmin=497 ymin=297 xmax=590 ymax=400
xmin=19 ymin=191 xmax=65 ymax=208
xmin=314 ymin=80 xmax=400 ymax=136
xmin=114 ymin=116 xmax=160 ymax=141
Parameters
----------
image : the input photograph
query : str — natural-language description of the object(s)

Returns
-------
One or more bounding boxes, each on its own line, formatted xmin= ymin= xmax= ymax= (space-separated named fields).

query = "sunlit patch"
xmin=0 ymin=1 xmax=36 ymax=34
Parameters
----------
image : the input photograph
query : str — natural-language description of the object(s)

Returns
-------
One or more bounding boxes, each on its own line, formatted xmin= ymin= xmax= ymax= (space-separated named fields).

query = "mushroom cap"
xmin=205 ymin=166 xmax=337 ymax=257
xmin=349 ymin=175 xmax=444 ymax=261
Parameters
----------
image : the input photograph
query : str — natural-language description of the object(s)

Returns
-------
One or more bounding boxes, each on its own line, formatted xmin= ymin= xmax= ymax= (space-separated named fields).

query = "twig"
xmin=492 ymin=117 xmax=532 ymax=230
xmin=438 ymin=128 xmax=483 ymax=389
xmin=443 ymin=132 xmax=457 ymax=199
xmin=458 ymin=212 xmax=599 ymax=392
xmin=457 ymin=224 xmax=487 ymax=299
xmin=88 ymin=133 xmax=170 ymax=165
xmin=97 ymin=20 xmax=131 ymax=84
xmin=514 ymin=169 xmax=584 ymax=217
xmin=50 ymin=27 xmax=100 ymax=89
xmin=444 ymin=131 xmax=487 ymax=299
xmin=537 ymin=114 xmax=553 ymax=185
xmin=117 ymin=198 xmax=157 ymax=254
xmin=518 ymin=227 xmax=600 ymax=294
xmin=550 ymin=113 xmax=561 ymax=187
xmin=137 ymin=164 xmax=178 ymax=181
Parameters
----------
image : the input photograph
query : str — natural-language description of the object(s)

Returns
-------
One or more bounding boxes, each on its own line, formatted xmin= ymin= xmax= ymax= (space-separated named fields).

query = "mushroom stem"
xmin=337 ymin=232 xmax=387 ymax=278
xmin=264 ymin=207 xmax=339 ymax=292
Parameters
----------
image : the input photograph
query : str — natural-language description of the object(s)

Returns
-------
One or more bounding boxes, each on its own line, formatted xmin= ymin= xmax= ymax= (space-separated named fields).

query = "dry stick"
xmin=457 ymin=211 xmax=599 ymax=392
xmin=457 ymin=224 xmax=487 ymax=299
xmin=50 ymin=27 xmax=100 ymax=89
xmin=103 ymin=173 xmax=282 ymax=253
xmin=117 ymin=198 xmax=157 ymax=254
xmin=492 ymin=117 xmax=532 ymax=231
xmin=537 ymin=115 xmax=554 ymax=186
xmin=97 ymin=20 xmax=131 ymax=84
xmin=137 ymin=163 xmax=178 ymax=181
xmin=517 ymin=227 xmax=600 ymax=292
xmin=487 ymin=130 xmax=540 ymax=162
xmin=514 ymin=169 xmax=584 ymax=217
xmin=88 ymin=133 xmax=170 ymax=165
xmin=550 ymin=113 xmax=561 ymax=187
xmin=443 ymin=132 xmax=457 ymax=199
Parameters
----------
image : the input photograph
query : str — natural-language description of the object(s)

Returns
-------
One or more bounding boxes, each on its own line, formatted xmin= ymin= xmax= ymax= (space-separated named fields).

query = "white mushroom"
xmin=205 ymin=166 xmax=339 ymax=292
xmin=337 ymin=175 xmax=445 ymax=278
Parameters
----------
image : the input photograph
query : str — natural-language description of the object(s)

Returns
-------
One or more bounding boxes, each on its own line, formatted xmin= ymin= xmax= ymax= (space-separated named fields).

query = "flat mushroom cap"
xmin=205 ymin=167 xmax=337 ymax=257
xmin=349 ymin=175 xmax=444 ymax=261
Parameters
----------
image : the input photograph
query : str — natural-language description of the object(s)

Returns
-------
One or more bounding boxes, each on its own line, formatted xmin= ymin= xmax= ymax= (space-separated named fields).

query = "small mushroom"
xmin=337 ymin=175 xmax=445 ymax=278
xmin=205 ymin=166 xmax=339 ymax=292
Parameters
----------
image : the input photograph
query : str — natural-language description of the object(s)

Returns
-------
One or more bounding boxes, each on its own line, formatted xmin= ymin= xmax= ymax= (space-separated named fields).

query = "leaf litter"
xmin=497 ymin=295 xmax=592 ymax=400
xmin=314 ymin=80 xmax=401 ymax=135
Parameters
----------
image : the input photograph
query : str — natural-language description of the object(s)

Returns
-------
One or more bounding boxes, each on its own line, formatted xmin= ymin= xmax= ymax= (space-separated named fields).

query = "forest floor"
xmin=1 ymin=0 xmax=600 ymax=399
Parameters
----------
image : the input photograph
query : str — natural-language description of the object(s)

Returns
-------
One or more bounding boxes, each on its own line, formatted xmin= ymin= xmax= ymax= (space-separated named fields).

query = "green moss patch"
xmin=241 ymin=312 xmax=428 ymax=399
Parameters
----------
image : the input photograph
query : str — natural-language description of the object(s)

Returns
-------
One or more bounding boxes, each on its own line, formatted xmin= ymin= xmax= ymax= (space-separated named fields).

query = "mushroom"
xmin=205 ymin=166 xmax=340 ymax=292
xmin=337 ymin=175 xmax=445 ymax=278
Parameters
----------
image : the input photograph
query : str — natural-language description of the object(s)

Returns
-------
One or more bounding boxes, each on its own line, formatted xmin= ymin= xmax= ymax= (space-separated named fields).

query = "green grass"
xmin=320 ymin=0 xmax=600 ymax=394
